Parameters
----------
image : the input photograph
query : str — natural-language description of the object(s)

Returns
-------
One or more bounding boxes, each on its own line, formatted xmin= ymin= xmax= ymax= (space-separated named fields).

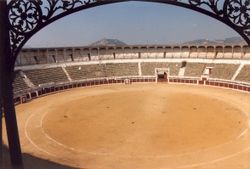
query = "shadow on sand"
xmin=2 ymin=145 xmax=81 ymax=169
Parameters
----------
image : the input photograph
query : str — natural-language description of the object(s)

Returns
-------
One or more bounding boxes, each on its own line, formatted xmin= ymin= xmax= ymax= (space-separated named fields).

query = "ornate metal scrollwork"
xmin=6 ymin=0 xmax=250 ymax=66
xmin=181 ymin=0 xmax=250 ymax=39
xmin=187 ymin=0 xmax=224 ymax=16
xmin=227 ymin=0 xmax=250 ymax=38
xmin=227 ymin=0 xmax=250 ymax=26
xmin=9 ymin=0 xmax=41 ymax=33
xmin=7 ymin=0 xmax=100 ymax=63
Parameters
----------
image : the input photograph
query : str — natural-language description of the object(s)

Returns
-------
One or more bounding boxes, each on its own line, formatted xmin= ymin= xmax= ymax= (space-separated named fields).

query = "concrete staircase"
xmin=23 ymin=77 xmax=35 ymax=88
xmin=62 ymin=66 xmax=72 ymax=81
xmin=232 ymin=63 xmax=244 ymax=81
xmin=178 ymin=67 xmax=186 ymax=77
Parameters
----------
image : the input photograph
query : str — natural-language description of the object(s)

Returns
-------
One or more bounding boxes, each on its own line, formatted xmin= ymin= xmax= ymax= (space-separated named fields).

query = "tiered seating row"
xmin=13 ymin=73 xmax=30 ymax=93
xmin=141 ymin=62 xmax=180 ymax=76
xmin=24 ymin=67 xmax=69 ymax=85
xmin=103 ymin=63 xmax=138 ymax=77
xmin=235 ymin=65 xmax=250 ymax=83
xmin=18 ymin=45 xmax=250 ymax=68
xmin=65 ymin=63 xmax=138 ymax=81
xmin=13 ymin=62 xmax=250 ymax=105
xmin=184 ymin=63 xmax=205 ymax=77
xmin=209 ymin=64 xmax=240 ymax=80
xmin=15 ymin=62 xmax=249 ymax=92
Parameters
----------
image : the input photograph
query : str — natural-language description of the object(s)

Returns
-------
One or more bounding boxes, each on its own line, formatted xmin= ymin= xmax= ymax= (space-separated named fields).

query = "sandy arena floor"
xmin=2 ymin=83 xmax=250 ymax=169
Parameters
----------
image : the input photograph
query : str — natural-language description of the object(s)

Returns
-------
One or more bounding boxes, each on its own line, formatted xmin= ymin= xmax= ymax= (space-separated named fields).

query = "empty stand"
xmin=184 ymin=63 xmax=206 ymax=77
xmin=216 ymin=52 xmax=224 ymax=59
xmin=13 ymin=72 xmax=30 ymax=93
xmin=235 ymin=65 xmax=250 ymax=83
xmin=123 ymin=53 xmax=133 ymax=59
xmin=24 ymin=67 xmax=69 ymax=85
xmin=66 ymin=63 xmax=138 ymax=81
xmin=189 ymin=47 xmax=197 ymax=58
xmin=181 ymin=50 xmax=190 ymax=58
xmin=233 ymin=52 xmax=242 ymax=59
xmin=198 ymin=52 xmax=207 ymax=58
xmin=189 ymin=52 xmax=198 ymax=58
xmin=65 ymin=64 xmax=103 ymax=80
xmin=99 ymin=54 xmax=113 ymax=60
xmin=173 ymin=47 xmax=181 ymax=58
xmin=115 ymin=53 xmax=125 ymax=59
xmin=224 ymin=52 xmax=233 ymax=59
xmin=233 ymin=46 xmax=243 ymax=59
xmin=141 ymin=53 xmax=149 ymax=59
xmin=104 ymin=63 xmax=138 ymax=77
xmin=244 ymin=52 xmax=250 ymax=59
xmin=155 ymin=52 xmax=163 ymax=58
xmin=209 ymin=64 xmax=239 ymax=80
xmin=197 ymin=47 xmax=206 ymax=58
xmin=141 ymin=62 xmax=180 ymax=76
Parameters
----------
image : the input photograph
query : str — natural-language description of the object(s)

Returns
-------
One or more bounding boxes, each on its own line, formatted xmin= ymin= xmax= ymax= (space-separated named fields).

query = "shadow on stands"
xmin=2 ymin=145 xmax=80 ymax=169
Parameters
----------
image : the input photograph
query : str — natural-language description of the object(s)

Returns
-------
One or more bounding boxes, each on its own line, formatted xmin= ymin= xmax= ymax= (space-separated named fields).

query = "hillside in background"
xmin=183 ymin=36 xmax=246 ymax=45
xmin=90 ymin=38 xmax=127 ymax=46
xmin=25 ymin=37 xmax=246 ymax=48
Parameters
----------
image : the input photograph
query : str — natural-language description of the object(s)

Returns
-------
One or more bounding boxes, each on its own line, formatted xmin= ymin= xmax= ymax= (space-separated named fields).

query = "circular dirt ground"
xmin=2 ymin=83 xmax=250 ymax=169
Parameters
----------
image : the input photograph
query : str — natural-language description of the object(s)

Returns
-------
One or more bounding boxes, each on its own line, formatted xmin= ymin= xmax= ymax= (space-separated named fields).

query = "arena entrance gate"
xmin=156 ymin=68 xmax=169 ymax=83
xmin=1 ymin=1 xmax=250 ymax=168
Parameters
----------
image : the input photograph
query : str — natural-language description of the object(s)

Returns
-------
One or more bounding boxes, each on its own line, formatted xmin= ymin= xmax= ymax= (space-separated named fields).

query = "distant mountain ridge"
xmin=90 ymin=38 xmax=127 ymax=46
xmin=183 ymin=36 xmax=246 ymax=45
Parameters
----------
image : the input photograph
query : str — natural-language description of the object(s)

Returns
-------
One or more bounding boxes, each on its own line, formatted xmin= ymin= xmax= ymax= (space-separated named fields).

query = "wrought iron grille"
xmin=7 ymin=0 xmax=250 ymax=64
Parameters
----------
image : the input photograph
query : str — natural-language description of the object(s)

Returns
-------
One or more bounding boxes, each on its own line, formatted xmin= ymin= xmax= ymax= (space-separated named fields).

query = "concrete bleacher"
xmin=224 ymin=52 xmax=233 ymax=59
xmin=233 ymin=52 xmax=242 ymax=59
xmin=172 ymin=48 xmax=181 ymax=58
xmin=184 ymin=63 xmax=205 ymax=77
xmin=181 ymin=51 xmax=189 ymax=58
xmin=198 ymin=52 xmax=207 ymax=58
xmin=15 ymin=43 xmax=250 ymax=105
xmin=206 ymin=52 xmax=215 ymax=59
xmin=13 ymin=72 xmax=30 ymax=93
xmin=141 ymin=62 xmax=181 ymax=76
xmin=244 ymin=52 xmax=250 ymax=59
xmin=99 ymin=54 xmax=113 ymax=60
xmin=209 ymin=63 xmax=240 ymax=80
xmin=18 ymin=55 xmax=38 ymax=65
xmin=173 ymin=52 xmax=181 ymax=58
xmin=90 ymin=55 xmax=99 ymax=61
xmin=141 ymin=53 xmax=148 ymax=59
xmin=56 ymin=54 xmax=65 ymax=62
xmin=156 ymin=52 xmax=164 ymax=58
xmin=148 ymin=53 xmax=158 ymax=59
xmin=189 ymin=52 xmax=198 ymax=58
xmin=103 ymin=63 xmax=138 ymax=77
xmin=165 ymin=52 xmax=173 ymax=58
xmin=115 ymin=53 xmax=124 ymax=59
xmin=216 ymin=52 xmax=224 ymax=59
xmin=197 ymin=47 xmax=206 ymax=58
xmin=24 ymin=67 xmax=69 ymax=85
xmin=66 ymin=63 xmax=138 ymax=81
xmin=74 ymin=55 xmax=89 ymax=62
xmin=235 ymin=65 xmax=250 ymax=83
xmin=131 ymin=52 xmax=138 ymax=58
xmin=123 ymin=53 xmax=133 ymax=59
xmin=65 ymin=64 xmax=103 ymax=80
xmin=36 ymin=53 xmax=48 ymax=64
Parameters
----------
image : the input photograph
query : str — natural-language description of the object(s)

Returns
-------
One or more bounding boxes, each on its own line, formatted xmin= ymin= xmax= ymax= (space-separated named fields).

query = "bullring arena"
xmin=2 ymin=44 xmax=250 ymax=169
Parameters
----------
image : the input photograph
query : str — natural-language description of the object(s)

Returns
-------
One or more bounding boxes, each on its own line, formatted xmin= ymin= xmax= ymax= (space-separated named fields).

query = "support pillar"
xmin=0 ymin=2 xmax=5 ymax=168
xmin=2 ymin=72 xmax=24 ymax=169
xmin=0 ymin=1 xmax=24 ymax=169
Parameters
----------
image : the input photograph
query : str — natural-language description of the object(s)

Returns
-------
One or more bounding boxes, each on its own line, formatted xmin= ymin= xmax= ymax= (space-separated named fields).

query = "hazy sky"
xmin=26 ymin=1 xmax=240 ymax=47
